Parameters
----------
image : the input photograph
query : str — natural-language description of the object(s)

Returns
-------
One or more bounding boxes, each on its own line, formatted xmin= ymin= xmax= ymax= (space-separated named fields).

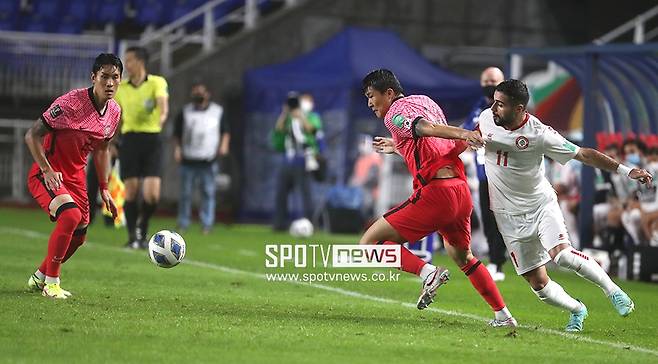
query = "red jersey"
xmin=384 ymin=95 xmax=466 ymax=189
xmin=35 ymin=87 xmax=121 ymax=185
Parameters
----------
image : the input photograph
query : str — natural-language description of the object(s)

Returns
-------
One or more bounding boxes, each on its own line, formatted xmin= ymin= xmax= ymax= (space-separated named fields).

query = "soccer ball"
xmin=289 ymin=218 xmax=314 ymax=238
xmin=148 ymin=230 xmax=186 ymax=268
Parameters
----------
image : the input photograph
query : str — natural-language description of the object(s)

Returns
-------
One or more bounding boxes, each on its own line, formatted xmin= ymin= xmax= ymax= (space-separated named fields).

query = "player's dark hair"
xmin=362 ymin=69 xmax=404 ymax=95
xmin=126 ymin=46 xmax=149 ymax=65
xmin=92 ymin=53 xmax=123 ymax=75
xmin=622 ymin=138 xmax=647 ymax=154
xmin=495 ymin=79 xmax=529 ymax=108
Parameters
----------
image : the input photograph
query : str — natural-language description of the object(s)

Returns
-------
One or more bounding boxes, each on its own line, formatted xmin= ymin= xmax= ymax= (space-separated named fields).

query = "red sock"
xmin=38 ymin=257 xmax=48 ymax=275
xmin=62 ymin=229 xmax=86 ymax=264
xmin=460 ymin=257 xmax=505 ymax=311
xmin=45 ymin=207 xmax=82 ymax=278
xmin=379 ymin=241 xmax=426 ymax=275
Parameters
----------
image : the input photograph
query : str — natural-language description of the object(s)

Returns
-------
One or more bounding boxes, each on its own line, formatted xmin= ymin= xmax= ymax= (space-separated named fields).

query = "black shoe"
xmin=138 ymin=239 xmax=149 ymax=250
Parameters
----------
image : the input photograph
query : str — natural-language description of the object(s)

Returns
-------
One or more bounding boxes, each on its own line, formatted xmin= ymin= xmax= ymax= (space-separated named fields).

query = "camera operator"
xmin=271 ymin=92 xmax=323 ymax=231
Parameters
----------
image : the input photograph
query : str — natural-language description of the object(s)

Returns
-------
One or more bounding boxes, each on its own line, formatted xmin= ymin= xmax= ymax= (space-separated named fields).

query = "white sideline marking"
xmin=3 ymin=226 xmax=657 ymax=357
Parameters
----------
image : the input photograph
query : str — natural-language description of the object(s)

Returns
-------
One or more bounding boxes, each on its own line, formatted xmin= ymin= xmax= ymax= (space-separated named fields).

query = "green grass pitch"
xmin=0 ymin=207 xmax=656 ymax=363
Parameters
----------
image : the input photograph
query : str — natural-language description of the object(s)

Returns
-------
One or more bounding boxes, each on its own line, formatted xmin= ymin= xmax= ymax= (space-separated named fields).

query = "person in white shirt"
xmin=476 ymin=79 xmax=652 ymax=332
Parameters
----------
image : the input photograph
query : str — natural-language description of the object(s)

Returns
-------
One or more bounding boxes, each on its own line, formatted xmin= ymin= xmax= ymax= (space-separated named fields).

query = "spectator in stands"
xmin=619 ymin=138 xmax=648 ymax=244
xmin=114 ymin=47 xmax=169 ymax=249
xmin=461 ymin=66 xmax=506 ymax=281
xmin=271 ymin=91 xmax=323 ymax=231
xmin=173 ymin=81 xmax=230 ymax=235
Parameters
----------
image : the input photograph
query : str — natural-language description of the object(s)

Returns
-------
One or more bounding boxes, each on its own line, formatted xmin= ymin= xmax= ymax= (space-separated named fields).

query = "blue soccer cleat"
xmin=565 ymin=301 xmax=588 ymax=332
xmin=609 ymin=290 xmax=635 ymax=317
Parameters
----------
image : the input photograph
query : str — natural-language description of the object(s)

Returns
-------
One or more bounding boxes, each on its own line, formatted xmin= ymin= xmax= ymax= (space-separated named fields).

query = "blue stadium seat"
xmin=213 ymin=0 xmax=244 ymax=25
xmin=135 ymin=0 xmax=170 ymax=26
xmin=65 ymin=0 xmax=93 ymax=23
xmin=166 ymin=0 xmax=197 ymax=23
xmin=93 ymin=0 xmax=126 ymax=25
xmin=31 ymin=0 xmax=62 ymax=18
xmin=0 ymin=9 xmax=15 ymax=30
xmin=20 ymin=14 xmax=54 ymax=33
xmin=0 ymin=0 xmax=19 ymax=15
xmin=55 ymin=15 xmax=83 ymax=34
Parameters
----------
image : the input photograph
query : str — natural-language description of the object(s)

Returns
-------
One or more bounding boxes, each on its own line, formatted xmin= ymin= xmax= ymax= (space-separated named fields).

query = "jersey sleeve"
xmin=154 ymin=76 xmax=169 ymax=98
xmin=40 ymin=93 xmax=74 ymax=130
xmin=542 ymin=126 xmax=580 ymax=165
xmin=385 ymin=101 xmax=417 ymax=140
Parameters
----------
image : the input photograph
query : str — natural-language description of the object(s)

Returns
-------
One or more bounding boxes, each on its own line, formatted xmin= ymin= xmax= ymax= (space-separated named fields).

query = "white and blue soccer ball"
xmin=148 ymin=230 xmax=186 ymax=268
xmin=289 ymin=218 xmax=314 ymax=238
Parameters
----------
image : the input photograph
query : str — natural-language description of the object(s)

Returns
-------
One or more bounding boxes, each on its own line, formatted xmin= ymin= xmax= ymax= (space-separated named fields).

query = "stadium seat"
xmin=31 ymin=0 xmax=62 ymax=18
xmin=0 ymin=0 xmax=19 ymax=15
xmin=166 ymin=0 xmax=200 ymax=24
xmin=135 ymin=0 xmax=170 ymax=27
xmin=65 ymin=0 xmax=93 ymax=23
xmin=0 ymin=10 xmax=15 ymax=31
xmin=55 ymin=15 xmax=83 ymax=34
xmin=93 ymin=0 xmax=126 ymax=25
xmin=20 ymin=14 xmax=54 ymax=33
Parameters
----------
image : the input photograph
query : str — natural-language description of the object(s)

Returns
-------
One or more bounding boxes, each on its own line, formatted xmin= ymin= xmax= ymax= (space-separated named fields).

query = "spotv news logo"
xmin=265 ymin=244 xmax=401 ymax=268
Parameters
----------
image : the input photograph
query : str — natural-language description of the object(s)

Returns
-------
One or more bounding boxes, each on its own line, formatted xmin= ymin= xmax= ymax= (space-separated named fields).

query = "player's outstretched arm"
xmin=93 ymin=140 xmax=118 ymax=219
xmin=414 ymin=118 xmax=485 ymax=149
xmin=574 ymin=147 xmax=653 ymax=184
xmin=24 ymin=119 xmax=62 ymax=191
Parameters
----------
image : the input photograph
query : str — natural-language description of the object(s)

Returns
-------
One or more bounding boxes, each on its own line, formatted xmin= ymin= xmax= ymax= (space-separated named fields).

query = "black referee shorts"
xmin=119 ymin=132 xmax=163 ymax=179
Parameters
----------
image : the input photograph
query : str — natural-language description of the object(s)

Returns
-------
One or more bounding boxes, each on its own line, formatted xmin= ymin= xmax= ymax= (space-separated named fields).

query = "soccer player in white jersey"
xmin=476 ymin=79 xmax=652 ymax=331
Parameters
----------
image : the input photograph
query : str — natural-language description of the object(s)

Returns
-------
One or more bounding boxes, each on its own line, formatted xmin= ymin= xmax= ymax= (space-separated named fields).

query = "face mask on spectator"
xmin=625 ymin=153 xmax=641 ymax=166
xmin=192 ymin=93 xmax=205 ymax=104
xmin=300 ymin=99 xmax=314 ymax=113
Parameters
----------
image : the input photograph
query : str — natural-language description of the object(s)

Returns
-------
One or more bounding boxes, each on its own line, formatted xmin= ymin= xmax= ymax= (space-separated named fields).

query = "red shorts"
xmin=27 ymin=165 xmax=89 ymax=225
xmin=384 ymin=178 xmax=472 ymax=250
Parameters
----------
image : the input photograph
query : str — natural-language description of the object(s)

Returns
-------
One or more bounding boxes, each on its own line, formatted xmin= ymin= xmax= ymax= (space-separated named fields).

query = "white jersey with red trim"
xmin=478 ymin=108 xmax=580 ymax=214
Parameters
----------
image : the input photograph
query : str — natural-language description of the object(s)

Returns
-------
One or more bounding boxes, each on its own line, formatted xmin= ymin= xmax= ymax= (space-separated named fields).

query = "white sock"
xmin=34 ymin=269 xmax=45 ymax=281
xmin=554 ymin=248 xmax=620 ymax=296
xmin=44 ymin=276 xmax=60 ymax=285
xmin=419 ymin=263 xmax=436 ymax=281
xmin=533 ymin=280 xmax=583 ymax=313
xmin=494 ymin=306 xmax=512 ymax=320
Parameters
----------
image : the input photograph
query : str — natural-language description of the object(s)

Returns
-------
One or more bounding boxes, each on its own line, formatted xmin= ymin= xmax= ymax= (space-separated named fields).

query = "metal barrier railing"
xmin=0 ymin=31 xmax=114 ymax=98
xmin=0 ymin=119 xmax=33 ymax=201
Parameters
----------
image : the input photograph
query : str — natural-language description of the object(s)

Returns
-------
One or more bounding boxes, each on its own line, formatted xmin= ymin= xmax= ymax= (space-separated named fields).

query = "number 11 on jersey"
xmin=496 ymin=150 xmax=509 ymax=166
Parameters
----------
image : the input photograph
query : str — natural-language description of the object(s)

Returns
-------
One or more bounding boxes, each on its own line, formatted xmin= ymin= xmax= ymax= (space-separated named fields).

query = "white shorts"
xmin=493 ymin=199 xmax=572 ymax=275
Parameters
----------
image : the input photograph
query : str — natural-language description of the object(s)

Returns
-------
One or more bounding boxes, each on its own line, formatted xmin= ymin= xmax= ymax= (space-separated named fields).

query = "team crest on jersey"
xmin=392 ymin=114 xmax=405 ymax=128
xmin=49 ymin=105 xmax=63 ymax=119
xmin=104 ymin=123 xmax=112 ymax=138
xmin=515 ymin=136 xmax=529 ymax=150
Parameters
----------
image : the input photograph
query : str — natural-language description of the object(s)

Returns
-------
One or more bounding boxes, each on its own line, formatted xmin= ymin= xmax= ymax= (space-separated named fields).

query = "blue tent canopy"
xmin=241 ymin=27 xmax=480 ymax=219
xmin=245 ymin=26 xmax=480 ymax=118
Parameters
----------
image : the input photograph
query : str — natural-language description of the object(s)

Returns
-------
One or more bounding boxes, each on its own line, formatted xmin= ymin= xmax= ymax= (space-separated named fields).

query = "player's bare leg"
xmin=123 ymin=177 xmax=140 ymax=248
xmin=359 ymin=218 xmax=449 ymax=309
xmin=523 ymin=265 xmax=587 ymax=331
xmin=444 ymin=242 xmax=516 ymax=328
xmin=548 ymin=243 xmax=634 ymax=317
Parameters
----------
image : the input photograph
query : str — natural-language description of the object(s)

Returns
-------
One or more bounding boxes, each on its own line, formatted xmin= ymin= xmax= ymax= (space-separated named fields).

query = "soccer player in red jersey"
xmin=360 ymin=69 xmax=517 ymax=327
xmin=24 ymin=53 xmax=123 ymax=299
